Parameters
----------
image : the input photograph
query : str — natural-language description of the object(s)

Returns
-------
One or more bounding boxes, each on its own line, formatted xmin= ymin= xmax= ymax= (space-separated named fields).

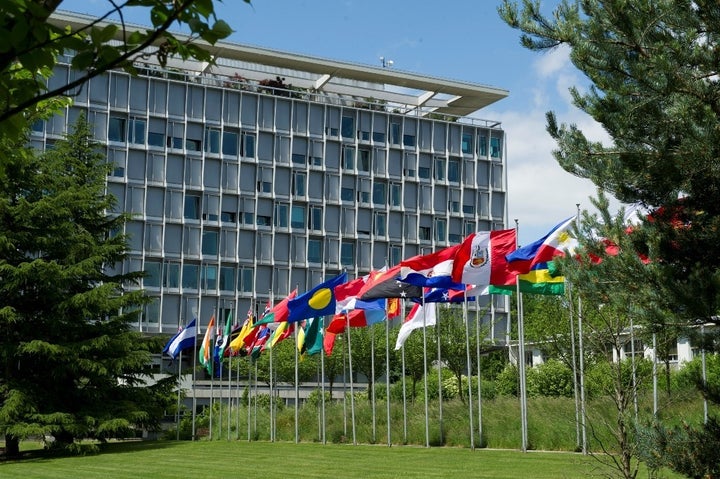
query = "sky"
xmin=60 ymin=0 xmax=619 ymax=244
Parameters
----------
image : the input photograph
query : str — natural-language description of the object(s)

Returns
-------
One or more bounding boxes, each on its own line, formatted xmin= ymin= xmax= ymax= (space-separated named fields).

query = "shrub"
xmin=528 ymin=359 xmax=574 ymax=398
xmin=495 ymin=364 xmax=519 ymax=396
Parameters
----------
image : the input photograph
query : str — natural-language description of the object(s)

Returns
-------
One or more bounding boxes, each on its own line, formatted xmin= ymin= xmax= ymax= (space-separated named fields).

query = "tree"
xmin=0 ymin=114 xmax=174 ymax=456
xmin=0 ymin=0 xmax=243 ymax=136
xmin=499 ymin=2 xmax=720 ymax=476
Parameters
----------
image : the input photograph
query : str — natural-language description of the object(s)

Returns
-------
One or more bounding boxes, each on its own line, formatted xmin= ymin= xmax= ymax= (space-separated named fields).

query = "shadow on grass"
xmin=2 ymin=439 xmax=188 ymax=463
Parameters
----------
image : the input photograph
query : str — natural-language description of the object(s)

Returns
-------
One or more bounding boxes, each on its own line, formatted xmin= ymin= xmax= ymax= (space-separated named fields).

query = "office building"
xmin=35 ymin=12 xmax=510 ymax=337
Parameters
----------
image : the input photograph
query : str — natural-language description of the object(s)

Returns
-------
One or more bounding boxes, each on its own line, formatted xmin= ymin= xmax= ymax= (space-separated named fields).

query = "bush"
xmin=584 ymin=358 xmax=653 ymax=399
xmin=528 ymin=359 xmax=574 ymax=398
xmin=495 ymin=364 xmax=519 ymax=397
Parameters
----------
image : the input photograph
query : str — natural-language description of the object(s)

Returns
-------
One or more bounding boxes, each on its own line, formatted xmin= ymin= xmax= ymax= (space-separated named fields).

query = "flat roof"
xmin=51 ymin=10 xmax=509 ymax=117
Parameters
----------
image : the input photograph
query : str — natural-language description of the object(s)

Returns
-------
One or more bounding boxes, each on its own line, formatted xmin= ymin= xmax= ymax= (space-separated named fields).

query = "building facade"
xmin=35 ymin=12 xmax=511 ymax=337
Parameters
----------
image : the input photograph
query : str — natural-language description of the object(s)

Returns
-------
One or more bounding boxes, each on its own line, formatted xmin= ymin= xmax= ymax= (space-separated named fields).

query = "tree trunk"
xmin=4 ymin=433 xmax=20 ymax=458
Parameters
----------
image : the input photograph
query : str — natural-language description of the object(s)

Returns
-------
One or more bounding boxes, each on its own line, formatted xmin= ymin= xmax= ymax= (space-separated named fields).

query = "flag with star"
xmin=357 ymin=265 xmax=423 ymax=301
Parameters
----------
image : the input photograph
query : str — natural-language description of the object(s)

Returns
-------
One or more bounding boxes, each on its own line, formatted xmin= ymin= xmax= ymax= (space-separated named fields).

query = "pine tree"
xmin=0 ymin=114 xmax=174 ymax=456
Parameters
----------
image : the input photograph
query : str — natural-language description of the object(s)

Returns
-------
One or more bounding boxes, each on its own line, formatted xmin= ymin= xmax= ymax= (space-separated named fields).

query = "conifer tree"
xmin=0 ymin=115 xmax=174 ymax=456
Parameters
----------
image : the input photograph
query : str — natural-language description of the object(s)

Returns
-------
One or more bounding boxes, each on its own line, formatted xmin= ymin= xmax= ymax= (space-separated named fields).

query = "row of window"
xmin=105 ymin=115 xmax=503 ymax=160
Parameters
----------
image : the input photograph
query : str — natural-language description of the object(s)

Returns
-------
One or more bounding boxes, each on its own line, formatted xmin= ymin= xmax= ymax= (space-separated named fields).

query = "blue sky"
xmin=61 ymin=0 xmax=617 ymax=244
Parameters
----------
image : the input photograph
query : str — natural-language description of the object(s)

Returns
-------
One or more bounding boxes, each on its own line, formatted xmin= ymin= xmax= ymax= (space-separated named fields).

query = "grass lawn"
xmin=0 ymin=440 xmax=681 ymax=479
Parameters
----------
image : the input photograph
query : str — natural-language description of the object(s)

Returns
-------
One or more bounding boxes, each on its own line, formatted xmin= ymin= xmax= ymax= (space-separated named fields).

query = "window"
xmin=390 ymin=122 xmax=401 ymax=144
xmin=108 ymin=117 xmax=126 ymax=142
xmin=373 ymin=131 xmax=386 ymax=143
xmin=340 ymin=241 xmax=355 ymax=266
xmin=358 ymin=179 xmax=371 ymax=204
xmin=449 ymin=189 xmax=461 ymax=213
xmin=461 ymin=132 xmax=473 ymax=154
xmin=291 ymin=205 xmax=306 ymax=229
xmin=148 ymin=130 xmax=164 ymax=147
xmin=184 ymin=194 xmax=200 ymax=220
xmin=343 ymin=146 xmax=355 ymax=170
xmin=341 ymin=115 xmax=354 ymax=139
xmin=463 ymin=220 xmax=475 ymax=236
xmin=389 ymin=183 xmax=401 ymax=207
xmin=256 ymin=215 xmax=271 ymax=226
xmin=144 ymin=261 xmax=162 ymax=288
xmin=221 ymin=211 xmax=236 ymax=223
xmin=204 ymin=127 xmax=220 ymax=153
xmin=448 ymin=158 xmax=460 ymax=183
xmin=418 ymin=166 xmax=431 ymax=180
xmin=309 ymin=205 xmax=323 ymax=231
xmin=222 ymin=131 xmax=238 ymax=156
xmin=220 ymin=266 xmax=235 ymax=291
xmin=419 ymin=226 xmax=431 ymax=241
xmin=308 ymin=238 xmax=322 ymax=263
xmin=390 ymin=245 xmax=402 ymax=266
xmin=242 ymin=132 xmax=256 ymax=158
xmin=163 ymin=262 xmax=180 ymax=288
xmin=182 ymin=264 xmax=199 ymax=289
xmin=373 ymin=182 xmax=386 ymax=205
xmin=341 ymin=187 xmax=354 ymax=202
xmin=274 ymin=203 xmax=289 ymax=228
xmin=129 ymin=117 xmax=146 ymax=144
xmin=238 ymin=267 xmax=253 ymax=293
xmin=257 ymin=167 xmax=272 ymax=193
xmin=403 ymin=133 xmax=416 ymax=148
xmin=201 ymin=265 xmax=217 ymax=290
xmin=490 ymin=137 xmax=502 ymax=158
xmin=292 ymin=172 xmax=306 ymax=197
xmin=478 ymin=134 xmax=488 ymax=156
xmin=434 ymin=157 xmax=446 ymax=181
xmin=310 ymin=140 xmax=323 ymax=166
xmin=434 ymin=218 xmax=447 ymax=242
xmin=358 ymin=149 xmax=371 ymax=172
xmin=624 ymin=339 xmax=644 ymax=358
xmin=202 ymin=230 xmax=218 ymax=255
xmin=374 ymin=212 xmax=386 ymax=236
xmin=463 ymin=204 xmax=474 ymax=215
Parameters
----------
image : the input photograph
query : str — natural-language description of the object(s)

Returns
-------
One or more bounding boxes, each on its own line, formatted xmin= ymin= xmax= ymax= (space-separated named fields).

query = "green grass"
xmin=0 ymin=440 xmax=680 ymax=479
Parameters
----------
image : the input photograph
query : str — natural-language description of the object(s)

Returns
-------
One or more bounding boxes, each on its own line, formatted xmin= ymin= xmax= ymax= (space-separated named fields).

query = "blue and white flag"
xmin=162 ymin=318 xmax=197 ymax=359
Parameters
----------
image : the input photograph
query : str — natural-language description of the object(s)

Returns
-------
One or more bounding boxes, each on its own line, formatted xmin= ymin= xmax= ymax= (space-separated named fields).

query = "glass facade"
xmin=35 ymin=43 xmax=509 ymax=335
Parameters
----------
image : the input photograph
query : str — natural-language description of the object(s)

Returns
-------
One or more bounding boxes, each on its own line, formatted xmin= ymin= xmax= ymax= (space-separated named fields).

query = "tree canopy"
xmin=0 ymin=0 xmax=243 ymax=136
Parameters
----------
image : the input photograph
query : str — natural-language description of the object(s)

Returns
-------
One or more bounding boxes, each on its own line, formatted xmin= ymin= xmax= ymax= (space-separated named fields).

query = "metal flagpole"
xmin=422 ymin=296 xmax=430 ymax=448
xmin=578 ymin=296 xmax=588 ymax=454
xmin=464 ymin=294 xmax=475 ymax=450
xmin=475 ymin=298 xmax=483 ymax=447
xmin=294 ymin=323 xmax=299 ymax=444
xmin=269 ymin=337 xmax=274 ymax=442
xmin=253 ymin=361 xmax=258 ymax=438
xmin=191 ymin=304 xmax=199 ymax=441
xmin=371 ymin=326 xmax=376 ymax=443
xmin=342 ymin=335 xmax=347 ymax=437
xmin=227 ymin=351 xmax=232 ymax=441
xmin=247 ymin=357 xmax=252 ymax=441
xmin=401 ymin=300 xmax=408 ymax=444
xmin=515 ymin=219 xmax=528 ymax=452
xmin=320 ymin=319 xmax=327 ymax=444
xmin=316 ymin=362 xmax=321 ymax=442
xmin=385 ymin=312 xmax=391 ymax=447
xmin=176 ymin=349 xmax=182 ymax=441
xmin=436 ymin=304 xmax=443 ymax=445
xmin=568 ymin=283 xmax=581 ymax=450
xmin=702 ymin=324 xmax=708 ymax=424
xmin=346 ymin=314 xmax=357 ymax=445
xmin=235 ymin=354 xmax=241 ymax=440
xmin=652 ymin=333 xmax=658 ymax=416
xmin=630 ymin=317 xmax=639 ymax=420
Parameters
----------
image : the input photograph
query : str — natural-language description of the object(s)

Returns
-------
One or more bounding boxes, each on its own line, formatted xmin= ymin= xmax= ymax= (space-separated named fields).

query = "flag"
xmin=229 ymin=308 xmax=254 ymax=355
xmin=395 ymin=302 xmax=437 ymax=350
xmin=162 ymin=318 xmax=197 ymax=359
xmin=215 ymin=312 xmax=233 ymax=361
xmin=506 ymin=217 xmax=578 ymax=274
xmin=287 ymin=272 xmax=348 ymax=323
xmin=254 ymin=291 xmax=298 ymax=327
xmin=324 ymin=331 xmax=337 ymax=356
xmin=334 ymin=276 xmax=367 ymax=314
xmin=250 ymin=326 xmax=271 ymax=360
xmin=268 ymin=320 xmax=294 ymax=348
xmin=421 ymin=286 xmax=476 ymax=303
xmin=387 ymin=298 xmax=400 ymax=319
xmin=326 ymin=306 xmax=388 ymax=334
xmin=451 ymin=229 xmax=516 ymax=292
xmin=198 ymin=314 xmax=216 ymax=375
xmin=300 ymin=317 xmax=324 ymax=356
xmin=358 ymin=265 xmax=423 ymax=301
xmin=398 ymin=244 xmax=461 ymax=288
xmin=490 ymin=261 xmax=566 ymax=295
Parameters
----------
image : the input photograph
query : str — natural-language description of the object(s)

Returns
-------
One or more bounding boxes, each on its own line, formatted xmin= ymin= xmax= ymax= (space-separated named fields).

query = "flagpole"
xmin=401 ymin=344 xmax=408 ymax=444
xmin=247 ymin=356 xmax=252 ymax=441
xmin=515 ymin=219 xmax=529 ymax=452
xmin=269 ymin=336 xmax=274 ymax=442
xmin=253 ymin=361 xmax=258 ymax=438
xmin=176 ymin=348 xmax=182 ymax=441
xmin=346 ymin=314 xmax=357 ymax=445
xmin=320 ymin=319 xmax=327 ymax=445
xmin=227 ymin=348 xmax=232 ymax=441
xmin=385 ymin=311 xmax=391 ymax=447
xmin=436 ymin=304 xmax=444 ymax=446
xmin=342 ymin=334 xmax=347 ymax=438
xmin=568 ymin=283 xmax=581 ymax=450
xmin=578 ymin=295 xmax=588 ymax=454
xmin=294 ymin=323 xmax=299 ymax=444
xmin=371 ymin=325 xmax=376 ymax=443
xmin=464 ymin=295 xmax=474 ymax=450
xmin=475 ymin=297 xmax=483 ymax=447
xmin=191 ymin=304 xmax=198 ymax=441
xmin=422 ymin=296 xmax=429 ymax=448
